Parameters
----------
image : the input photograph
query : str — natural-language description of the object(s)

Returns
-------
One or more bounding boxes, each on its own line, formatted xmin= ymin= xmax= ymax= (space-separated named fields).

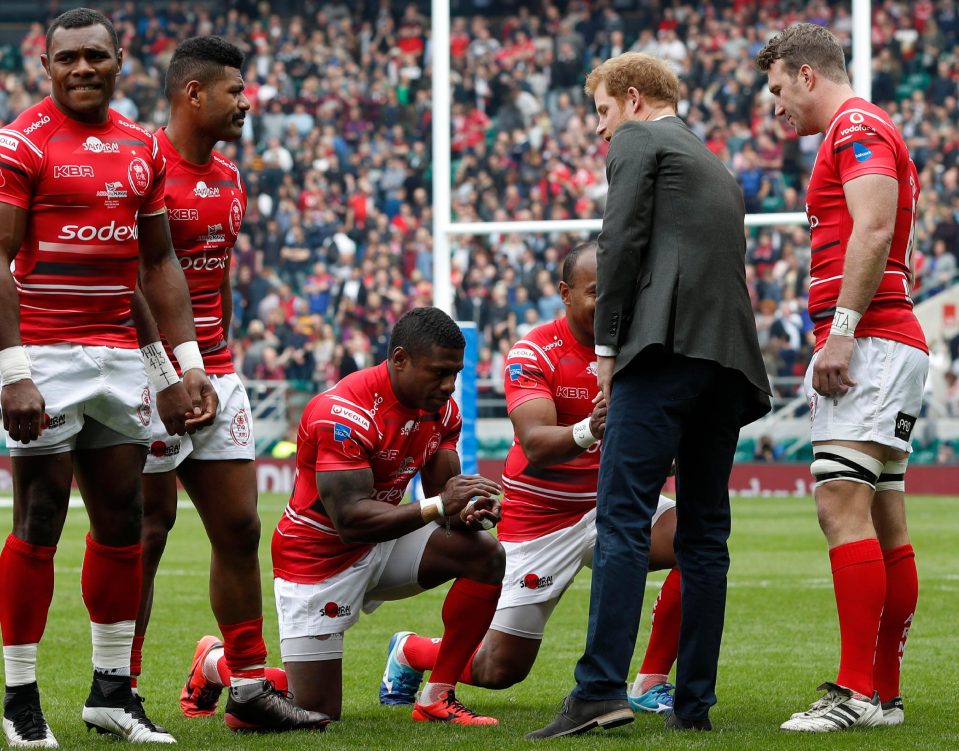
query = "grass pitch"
xmin=20 ymin=494 xmax=959 ymax=749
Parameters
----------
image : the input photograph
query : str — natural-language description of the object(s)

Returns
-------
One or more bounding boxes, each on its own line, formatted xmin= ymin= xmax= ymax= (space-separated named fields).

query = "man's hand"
xmin=182 ymin=369 xmax=218 ymax=432
xmin=1 ymin=380 xmax=45 ymax=443
xmin=596 ymin=355 xmax=615 ymax=403
xmin=812 ymin=335 xmax=857 ymax=397
xmin=439 ymin=473 xmax=503 ymax=518
xmin=155 ymin=382 xmax=197 ymax=436
xmin=589 ymin=395 xmax=608 ymax=440
xmin=459 ymin=495 xmax=502 ymax=530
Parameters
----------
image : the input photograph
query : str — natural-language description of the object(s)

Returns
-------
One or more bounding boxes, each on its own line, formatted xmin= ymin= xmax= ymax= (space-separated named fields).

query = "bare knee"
xmin=477 ymin=659 xmax=527 ymax=690
xmin=463 ymin=535 xmax=505 ymax=584
xmin=14 ymin=492 xmax=69 ymax=545
xmin=210 ymin=512 xmax=261 ymax=559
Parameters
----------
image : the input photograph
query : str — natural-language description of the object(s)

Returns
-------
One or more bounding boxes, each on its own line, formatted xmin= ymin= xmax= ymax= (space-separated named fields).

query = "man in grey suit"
xmin=529 ymin=52 xmax=771 ymax=739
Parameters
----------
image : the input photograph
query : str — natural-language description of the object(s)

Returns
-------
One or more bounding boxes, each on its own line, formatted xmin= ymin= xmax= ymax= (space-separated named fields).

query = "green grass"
xmin=20 ymin=494 xmax=959 ymax=749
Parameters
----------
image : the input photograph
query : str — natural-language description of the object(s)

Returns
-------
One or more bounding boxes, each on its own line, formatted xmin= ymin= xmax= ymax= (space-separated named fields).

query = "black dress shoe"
xmin=664 ymin=711 xmax=712 ymax=731
xmin=527 ymin=693 xmax=634 ymax=739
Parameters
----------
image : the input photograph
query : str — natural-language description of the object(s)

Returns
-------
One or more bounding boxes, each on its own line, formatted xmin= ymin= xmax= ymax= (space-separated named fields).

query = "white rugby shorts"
xmin=5 ymin=345 xmax=150 ymax=454
xmin=491 ymin=496 xmax=676 ymax=638
xmin=274 ymin=522 xmax=435 ymax=651
xmin=143 ymin=372 xmax=255 ymax=473
xmin=805 ymin=337 xmax=928 ymax=453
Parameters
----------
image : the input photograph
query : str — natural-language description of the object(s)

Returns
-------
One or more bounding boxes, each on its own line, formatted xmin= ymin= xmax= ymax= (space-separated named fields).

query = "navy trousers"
xmin=572 ymin=351 xmax=743 ymax=721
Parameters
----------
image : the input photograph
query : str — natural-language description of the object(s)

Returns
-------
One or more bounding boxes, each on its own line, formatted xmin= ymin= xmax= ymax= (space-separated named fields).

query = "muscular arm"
xmin=0 ymin=203 xmax=27 ymax=349
xmin=836 ymin=173 xmax=899 ymax=313
xmin=130 ymin=288 xmax=163 ymax=347
xmin=137 ymin=212 xmax=198 ymax=349
xmin=419 ymin=448 xmax=460 ymax=497
xmin=510 ymin=397 xmax=604 ymax=468
xmin=316 ymin=467 xmax=433 ymax=545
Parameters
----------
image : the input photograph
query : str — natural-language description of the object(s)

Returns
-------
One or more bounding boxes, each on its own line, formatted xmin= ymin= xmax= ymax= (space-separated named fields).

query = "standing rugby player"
xmin=132 ymin=36 xmax=328 ymax=733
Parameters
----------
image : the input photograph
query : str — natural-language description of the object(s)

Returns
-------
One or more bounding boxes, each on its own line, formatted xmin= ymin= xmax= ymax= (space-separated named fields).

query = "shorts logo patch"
xmin=230 ymin=409 xmax=252 ymax=446
xmin=894 ymin=412 xmax=917 ymax=442
xmin=322 ymin=601 xmax=351 ymax=618
xmin=521 ymin=573 xmax=553 ymax=590
xmin=138 ymin=387 xmax=152 ymax=426
xmin=42 ymin=413 xmax=65 ymax=430
xmin=150 ymin=440 xmax=180 ymax=458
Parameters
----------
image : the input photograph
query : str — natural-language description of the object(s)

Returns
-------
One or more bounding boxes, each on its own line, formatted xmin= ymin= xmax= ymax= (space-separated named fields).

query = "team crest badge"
xmin=138 ymin=387 xmax=152 ymax=426
xmin=230 ymin=409 xmax=251 ymax=446
xmin=128 ymin=157 xmax=151 ymax=196
xmin=229 ymin=197 xmax=243 ymax=236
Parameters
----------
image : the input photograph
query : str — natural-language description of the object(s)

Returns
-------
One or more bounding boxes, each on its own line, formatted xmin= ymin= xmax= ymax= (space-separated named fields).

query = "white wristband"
xmin=572 ymin=416 xmax=597 ymax=448
xmin=141 ymin=341 xmax=179 ymax=392
xmin=419 ymin=495 xmax=445 ymax=523
xmin=830 ymin=307 xmax=862 ymax=338
xmin=173 ymin=341 xmax=205 ymax=373
xmin=0 ymin=346 xmax=31 ymax=385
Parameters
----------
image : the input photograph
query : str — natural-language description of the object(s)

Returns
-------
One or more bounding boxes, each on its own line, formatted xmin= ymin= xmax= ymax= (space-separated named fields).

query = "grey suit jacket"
xmin=594 ymin=117 xmax=771 ymax=426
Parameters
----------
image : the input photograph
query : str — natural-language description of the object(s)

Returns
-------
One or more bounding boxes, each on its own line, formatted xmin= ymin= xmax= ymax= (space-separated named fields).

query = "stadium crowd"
xmin=2 ymin=0 xmax=959 ymax=423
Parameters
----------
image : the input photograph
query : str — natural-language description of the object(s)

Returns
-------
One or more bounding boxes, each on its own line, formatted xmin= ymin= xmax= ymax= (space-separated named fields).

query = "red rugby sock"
xmin=429 ymin=579 xmax=500 ymax=687
xmin=220 ymin=617 xmax=267 ymax=680
xmin=639 ymin=568 xmax=681 ymax=676
xmin=0 ymin=534 xmax=56 ymax=646
xmin=874 ymin=544 xmax=917 ymax=702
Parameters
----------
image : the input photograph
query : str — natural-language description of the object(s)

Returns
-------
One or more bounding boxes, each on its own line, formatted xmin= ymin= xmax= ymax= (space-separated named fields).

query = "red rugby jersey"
xmin=0 ymin=97 xmax=166 ymax=347
xmin=156 ymin=129 xmax=245 ymax=374
xmin=499 ymin=317 xmax=601 ymax=542
xmin=272 ymin=362 xmax=462 ymax=583
xmin=806 ymin=97 xmax=926 ymax=352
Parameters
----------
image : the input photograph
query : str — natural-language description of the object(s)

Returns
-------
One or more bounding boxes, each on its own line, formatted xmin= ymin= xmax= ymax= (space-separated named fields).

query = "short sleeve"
xmin=139 ymin=135 xmax=168 ymax=216
xmin=831 ymin=112 xmax=899 ymax=183
xmin=0 ymin=130 xmax=41 ymax=209
xmin=302 ymin=396 xmax=376 ymax=472
xmin=503 ymin=341 xmax=553 ymax=413
xmin=439 ymin=400 xmax=462 ymax=451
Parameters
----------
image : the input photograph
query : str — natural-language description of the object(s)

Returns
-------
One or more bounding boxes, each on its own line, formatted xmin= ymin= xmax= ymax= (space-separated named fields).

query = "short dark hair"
xmin=755 ymin=23 xmax=848 ymax=85
xmin=562 ymin=240 xmax=598 ymax=287
xmin=389 ymin=307 xmax=465 ymax=360
xmin=165 ymin=36 xmax=245 ymax=100
xmin=46 ymin=8 xmax=119 ymax=55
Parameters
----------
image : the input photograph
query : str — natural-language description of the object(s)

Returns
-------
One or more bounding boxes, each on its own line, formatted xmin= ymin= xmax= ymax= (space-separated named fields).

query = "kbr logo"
xmin=23 ymin=115 xmax=50 ymax=135
xmin=54 ymin=165 xmax=94 ymax=178
xmin=169 ymin=208 xmax=199 ymax=221
xmin=58 ymin=221 xmax=138 ymax=242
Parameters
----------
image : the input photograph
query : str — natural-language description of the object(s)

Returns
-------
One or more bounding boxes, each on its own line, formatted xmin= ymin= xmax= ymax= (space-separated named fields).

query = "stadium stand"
xmin=1 ymin=0 xmax=958 ymax=461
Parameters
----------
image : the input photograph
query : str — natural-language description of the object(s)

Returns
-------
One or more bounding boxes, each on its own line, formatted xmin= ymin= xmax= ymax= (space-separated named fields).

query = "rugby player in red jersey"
xmin=758 ymin=24 xmax=928 ymax=732
xmin=379 ymin=242 xmax=682 ymax=716
xmin=265 ymin=307 xmax=504 ymax=726
xmin=0 ymin=8 xmax=217 ymax=747
xmin=127 ymin=36 xmax=327 ymax=734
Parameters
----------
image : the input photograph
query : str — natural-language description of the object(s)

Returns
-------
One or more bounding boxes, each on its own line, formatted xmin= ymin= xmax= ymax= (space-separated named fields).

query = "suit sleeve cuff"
xmin=594 ymin=345 xmax=619 ymax=357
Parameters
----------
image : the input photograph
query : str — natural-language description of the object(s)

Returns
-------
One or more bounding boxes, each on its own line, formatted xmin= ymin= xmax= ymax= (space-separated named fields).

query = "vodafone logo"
xmin=849 ymin=112 xmax=864 ymax=124
xmin=23 ymin=115 xmax=50 ymax=135
xmin=58 ymin=220 xmax=139 ymax=242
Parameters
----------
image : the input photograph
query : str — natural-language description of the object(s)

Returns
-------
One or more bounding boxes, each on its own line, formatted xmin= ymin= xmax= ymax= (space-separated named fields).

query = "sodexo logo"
xmin=58 ymin=221 xmax=139 ymax=242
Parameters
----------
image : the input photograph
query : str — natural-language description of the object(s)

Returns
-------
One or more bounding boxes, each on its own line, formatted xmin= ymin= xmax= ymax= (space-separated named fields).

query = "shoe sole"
xmin=180 ymin=636 xmax=223 ymax=718
xmin=223 ymin=713 xmax=330 ymax=733
xmin=627 ymin=697 xmax=672 ymax=715
xmin=81 ymin=709 xmax=176 ymax=744
xmin=527 ymin=709 xmax=635 ymax=739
